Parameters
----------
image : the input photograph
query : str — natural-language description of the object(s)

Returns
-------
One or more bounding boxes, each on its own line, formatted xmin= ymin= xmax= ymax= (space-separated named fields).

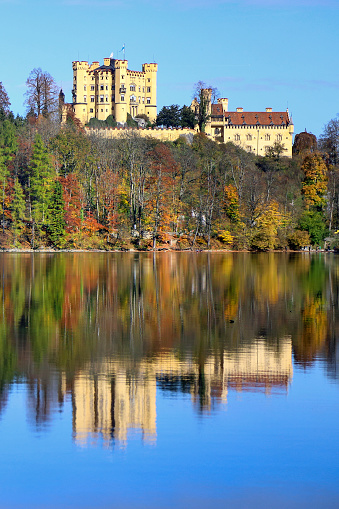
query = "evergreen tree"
xmin=28 ymin=134 xmax=55 ymax=247
xmin=48 ymin=180 xmax=66 ymax=248
xmin=11 ymin=179 xmax=26 ymax=245
xmin=0 ymin=120 xmax=18 ymax=234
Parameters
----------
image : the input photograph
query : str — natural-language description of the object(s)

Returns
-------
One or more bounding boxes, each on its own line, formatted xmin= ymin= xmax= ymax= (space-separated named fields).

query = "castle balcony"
xmin=119 ymin=87 xmax=127 ymax=94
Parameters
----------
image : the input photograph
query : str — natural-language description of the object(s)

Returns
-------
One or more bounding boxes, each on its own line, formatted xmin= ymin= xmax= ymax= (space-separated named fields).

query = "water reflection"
xmin=0 ymin=252 xmax=338 ymax=444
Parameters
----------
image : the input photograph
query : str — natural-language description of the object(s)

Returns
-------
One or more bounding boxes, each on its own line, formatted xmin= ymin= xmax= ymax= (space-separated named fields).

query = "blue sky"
xmin=0 ymin=0 xmax=338 ymax=137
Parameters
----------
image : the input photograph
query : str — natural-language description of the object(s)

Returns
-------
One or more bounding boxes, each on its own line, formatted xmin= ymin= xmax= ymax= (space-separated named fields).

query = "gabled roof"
xmin=211 ymin=105 xmax=290 ymax=126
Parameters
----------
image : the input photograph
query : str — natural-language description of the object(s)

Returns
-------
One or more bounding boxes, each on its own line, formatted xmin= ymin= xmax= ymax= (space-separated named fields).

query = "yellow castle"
xmin=71 ymin=57 xmax=158 ymax=125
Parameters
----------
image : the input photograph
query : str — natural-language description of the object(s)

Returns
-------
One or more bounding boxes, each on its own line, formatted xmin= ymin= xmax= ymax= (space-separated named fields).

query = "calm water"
xmin=0 ymin=252 xmax=338 ymax=508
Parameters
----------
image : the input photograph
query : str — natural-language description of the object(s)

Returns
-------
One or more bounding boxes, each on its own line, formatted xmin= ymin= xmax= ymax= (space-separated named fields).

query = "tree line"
xmin=0 ymin=76 xmax=339 ymax=250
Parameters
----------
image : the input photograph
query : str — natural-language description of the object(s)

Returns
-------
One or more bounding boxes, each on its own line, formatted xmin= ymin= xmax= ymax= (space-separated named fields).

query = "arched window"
xmin=130 ymin=83 xmax=136 ymax=91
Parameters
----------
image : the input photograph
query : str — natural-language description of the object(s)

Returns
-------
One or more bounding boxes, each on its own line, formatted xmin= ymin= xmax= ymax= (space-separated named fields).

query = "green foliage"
xmin=180 ymin=105 xmax=196 ymax=129
xmin=299 ymin=210 xmax=327 ymax=245
xmin=126 ymin=113 xmax=138 ymax=127
xmin=29 ymin=134 xmax=55 ymax=246
xmin=156 ymin=105 xmax=181 ymax=127
xmin=86 ymin=115 xmax=117 ymax=129
xmin=11 ymin=179 xmax=26 ymax=244
xmin=48 ymin=180 xmax=66 ymax=247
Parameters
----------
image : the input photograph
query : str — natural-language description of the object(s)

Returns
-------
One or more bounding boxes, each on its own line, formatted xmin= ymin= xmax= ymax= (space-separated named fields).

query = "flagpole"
xmin=123 ymin=43 xmax=125 ymax=61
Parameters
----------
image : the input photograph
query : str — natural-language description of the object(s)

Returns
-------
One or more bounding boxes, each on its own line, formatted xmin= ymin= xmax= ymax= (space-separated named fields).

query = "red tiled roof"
xmin=211 ymin=105 xmax=290 ymax=126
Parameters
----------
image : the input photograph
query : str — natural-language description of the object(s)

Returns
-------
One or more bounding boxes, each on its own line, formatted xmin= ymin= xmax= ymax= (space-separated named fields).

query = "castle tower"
xmin=71 ymin=57 xmax=158 ymax=125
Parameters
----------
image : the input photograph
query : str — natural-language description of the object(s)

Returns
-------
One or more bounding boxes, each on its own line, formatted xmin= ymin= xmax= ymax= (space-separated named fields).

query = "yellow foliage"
xmin=217 ymin=230 xmax=233 ymax=245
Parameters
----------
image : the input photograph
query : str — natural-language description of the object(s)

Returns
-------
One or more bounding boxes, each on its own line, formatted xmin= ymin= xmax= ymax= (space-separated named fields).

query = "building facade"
xmin=192 ymin=90 xmax=294 ymax=157
xmin=72 ymin=57 xmax=158 ymax=125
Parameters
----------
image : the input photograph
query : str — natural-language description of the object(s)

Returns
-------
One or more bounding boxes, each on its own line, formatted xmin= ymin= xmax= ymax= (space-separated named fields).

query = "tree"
xmin=47 ymin=180 xmax=66 ymax=247
xmin=192 ymin=82 xmax=219 ymax=133
xmin=10 ymin=179 xmax=26 ymax=245
xmin=28 ymin=134 xmax=55 ymax=247
xmin=301 ymin=153 xmax=328 ymax=209
xmin=0 ymin=120 xmax=18 ymax=233
xmin=156 ymin=105 xmax=181 ymax=127
xmin=25 ymin=68 xmax=58 ymax=118
xmin=293 ymin=131 xmax=317 ymax=156
xmin=319 ymin=116 xmax=339 ymax=166
xmin=0 ymin=82 xmax=11 ymax=115
xmin=180 ymin=105 xmax=196 ymax=129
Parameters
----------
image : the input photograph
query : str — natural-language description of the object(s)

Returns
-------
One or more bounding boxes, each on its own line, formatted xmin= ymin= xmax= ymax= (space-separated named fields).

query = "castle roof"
xmin=211 ymin=105 xmax=290 ymax=126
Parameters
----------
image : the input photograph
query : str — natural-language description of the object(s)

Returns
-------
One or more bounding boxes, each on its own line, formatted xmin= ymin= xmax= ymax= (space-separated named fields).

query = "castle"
xmin=69 ymin=56 xmax=294 ymax=157
xmin=191 ymin=89 xmax=294 ymax=156
xmin=71 ymin=57 xmax=158 ymax=125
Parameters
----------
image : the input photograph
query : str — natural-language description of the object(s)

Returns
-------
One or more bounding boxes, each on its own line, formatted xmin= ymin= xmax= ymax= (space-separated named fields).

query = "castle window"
xmin=142 ymin=97 xmax=145 ymax=103
xmin=106 ymin=85 xmax=108 ymax=90
xmin=130 ymin=84 xmax=136 ymax=91
xmin=84 ymin=85 xmax=86 ymax=91
xmin=143 ymin=87 xmax=145 ymax=93
xmin=246 ymin=134 xmax=252 ymax=141
xmin=101 ymin=75 xmax=103 ymax=80
xmin=91 ymin=96 xmax=94 ymax=102
xmin=101 ymin=109 xmax=103 ymax=112
xmin=84 ymin=95 xmax=87 ymax=102
xmin=90 ymin=108 xmax=93 ymax=113
xmin=91 ymin=85 xmax=94 ymax=91
xmin=234 ymin=134 xmax=240 ymax=141
xmin=121 ymin=95 xmax=125 ymax=101
xmin=74 ymin=84 xmax=77 ymax=90
xmin=106 ymin=96 xmax=108 ymax=102
xmin=138 ymin=97 xmax=141 ymax=103
xmin=130 ymin=94 xmax=136 ymax=103
xmin=146 ymin=97 xmax=151 ymax=104
xmin=139 ymin=87 xmax=141 ymax=92
xmin=246 ymin=146 xmax=252 ymax=152
xmin=100 ymin=95 xmax=104 ymax=102
xmin=276 ymin=134 xmax=282 ymax=141
xmin=122 ymin=75 xmax=124 ymax=79
xmin=265 ymin=146 xmax=270 ymax=154
xmin=92 ymin=76 xmax=94 ymax=80
xmin=106 ymin=76 xmax=108 ymax=80
xmin=265 ymin=134 xmax=270 ymax=141
xmin=100 ymin=85 xmax=104 ymax=90
xmin=215 ymin=128 xmax=220 ymax=135
xmin=147 ymin=78 xmax=150 ymax=82
xmin=147 ymin=87 xmax=151 ymax=93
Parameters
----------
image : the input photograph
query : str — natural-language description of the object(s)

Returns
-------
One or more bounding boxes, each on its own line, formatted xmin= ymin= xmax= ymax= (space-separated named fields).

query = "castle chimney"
xmin=266 ymin=107 xmax=272 ymax=112
xmin=236 ymin=107 xmax=243 ymax=112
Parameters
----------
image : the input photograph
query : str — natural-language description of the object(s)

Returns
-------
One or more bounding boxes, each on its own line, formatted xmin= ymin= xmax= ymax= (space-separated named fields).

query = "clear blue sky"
xmin=1 ymin=0 xmax=338 ymax=137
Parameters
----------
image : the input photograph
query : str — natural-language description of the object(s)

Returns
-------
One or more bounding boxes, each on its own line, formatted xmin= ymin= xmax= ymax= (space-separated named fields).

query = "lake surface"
xmin=0 ymin=252 xmax=338 ymax=508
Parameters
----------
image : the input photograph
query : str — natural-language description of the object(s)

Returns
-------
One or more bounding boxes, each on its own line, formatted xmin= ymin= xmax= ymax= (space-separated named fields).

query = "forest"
xmin=0 ymin=76 xmax=339 ymax=251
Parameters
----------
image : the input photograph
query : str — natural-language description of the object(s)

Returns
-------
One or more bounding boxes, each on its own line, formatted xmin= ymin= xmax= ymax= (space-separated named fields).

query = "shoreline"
xmin=0 ymin=248 xmax=334 ymax=254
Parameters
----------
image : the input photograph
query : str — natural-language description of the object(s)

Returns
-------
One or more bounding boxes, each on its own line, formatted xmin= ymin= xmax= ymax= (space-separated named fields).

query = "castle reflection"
xmin=71 ymin=337 xmax=292 ymax=446
xmin=0 ymin=252 xmax=337 ymax=447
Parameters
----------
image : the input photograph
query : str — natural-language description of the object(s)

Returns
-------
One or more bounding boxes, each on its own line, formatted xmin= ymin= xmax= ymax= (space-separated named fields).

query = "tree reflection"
xmin=0 ymin=252 xmax=337 ymax=441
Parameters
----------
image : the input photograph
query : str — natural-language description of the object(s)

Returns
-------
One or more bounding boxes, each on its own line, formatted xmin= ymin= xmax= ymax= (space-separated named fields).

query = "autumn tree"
xmin=25 ymin=68 xmax=58 ymax=118
xmin=0 ymin=82 xmax=11 ymax=115
xmin=301 ymin=153 xmax=328 ymax=209
xmin=300 ymin=154 xmax=328 ymax=245
xmin=293 ymin=131 xmax=317 ymax=156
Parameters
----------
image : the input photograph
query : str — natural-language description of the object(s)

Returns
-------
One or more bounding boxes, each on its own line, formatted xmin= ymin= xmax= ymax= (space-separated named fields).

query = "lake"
xmin=0 ymin=252 xmax=338 ymax=508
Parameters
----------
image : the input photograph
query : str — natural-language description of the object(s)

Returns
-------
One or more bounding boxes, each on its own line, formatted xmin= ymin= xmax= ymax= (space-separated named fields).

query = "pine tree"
xmin=48 ymin=180 xmax=66 ymax=248
xmin=28 ymin=134 xmax=54 ymax=247
xmin=11 ymin=179 xmax=26 ymax=245
xmin=0 ymin=120 xmax=18 ymax=234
